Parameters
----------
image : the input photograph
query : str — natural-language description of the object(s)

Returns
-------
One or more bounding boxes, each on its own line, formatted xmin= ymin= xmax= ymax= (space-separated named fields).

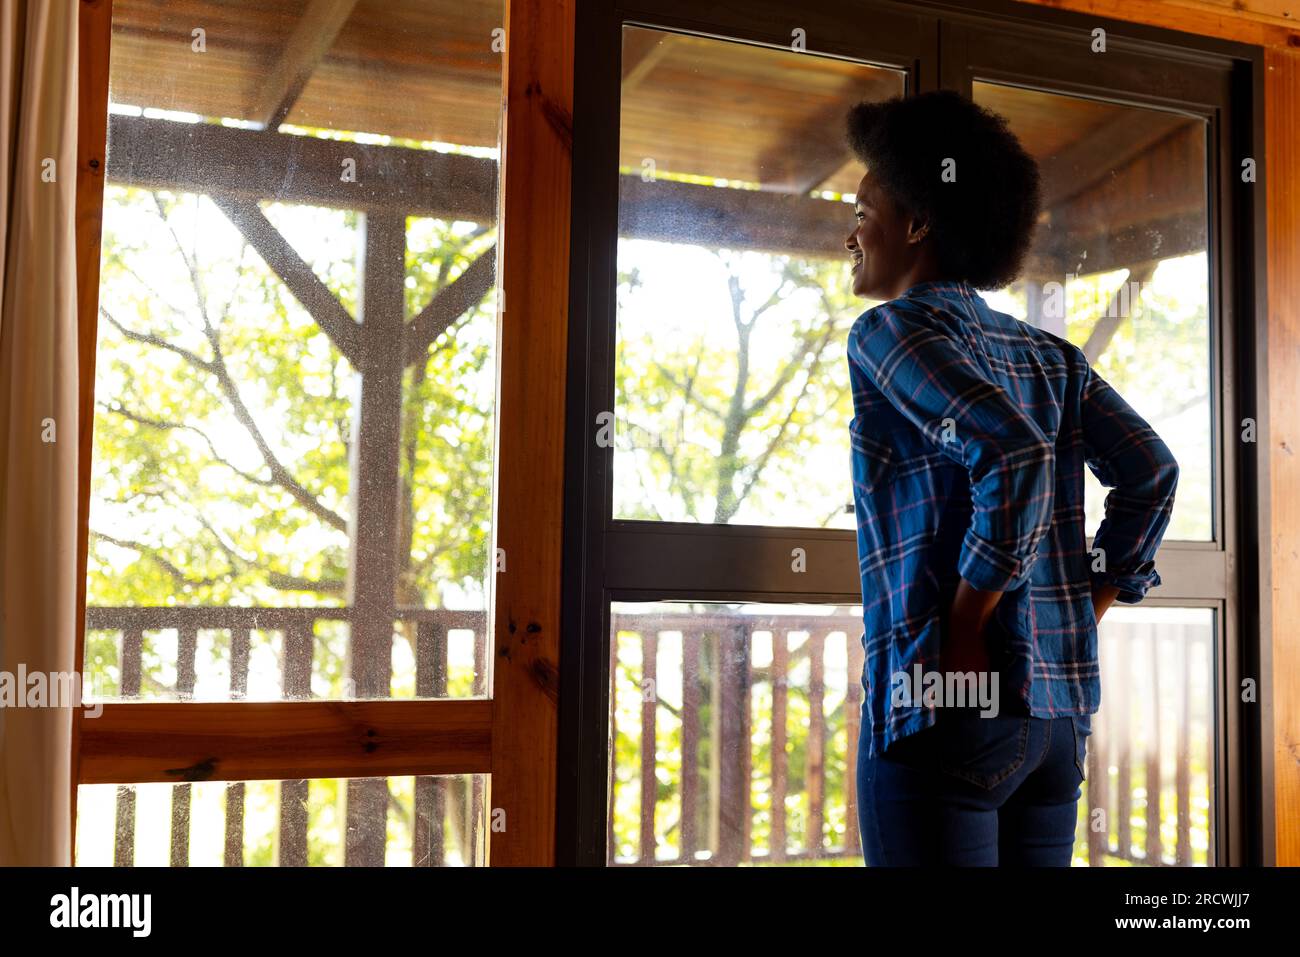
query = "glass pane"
xmin=1074 ymin=606 xmax=1215 ymax=866
xmin=87 ymin=0 xmax=503 ymax=699
xmin=972 ymin=82 xmax=1212 ymax=541
xmin=609 ymin=601 xmax=865 ymax=865
xmin=613 ymin=27 xmax=906 ymax=527
xmin=75 ymin=775 xmax=487 ymax=866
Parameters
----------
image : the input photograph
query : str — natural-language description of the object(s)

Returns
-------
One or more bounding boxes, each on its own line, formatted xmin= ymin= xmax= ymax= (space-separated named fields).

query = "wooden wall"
xmin=1014 ymin=0 xmax=1299 ymax=866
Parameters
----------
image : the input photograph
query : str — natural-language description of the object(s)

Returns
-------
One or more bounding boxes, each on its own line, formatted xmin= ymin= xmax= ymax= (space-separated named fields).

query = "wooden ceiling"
xmin=106 ymin=1 xmax=1210 ymax=273
xmin=109 ymin=0 xmax=504 ymax=146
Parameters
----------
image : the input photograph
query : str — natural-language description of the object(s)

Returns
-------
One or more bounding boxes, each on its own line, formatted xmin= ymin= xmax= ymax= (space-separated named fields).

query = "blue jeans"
xmin=857 ymin=707 xmax=1091 ymax=866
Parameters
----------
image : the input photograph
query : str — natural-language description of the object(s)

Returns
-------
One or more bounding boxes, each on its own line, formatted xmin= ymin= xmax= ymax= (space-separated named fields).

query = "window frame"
xmin=559 ymin=0 xmax=1268 ymax=866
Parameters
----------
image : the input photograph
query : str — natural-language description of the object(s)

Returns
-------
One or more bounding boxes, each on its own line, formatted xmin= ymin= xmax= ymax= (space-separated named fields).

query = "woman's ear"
xmin=906 ymin=218 xmax=931 ymax=244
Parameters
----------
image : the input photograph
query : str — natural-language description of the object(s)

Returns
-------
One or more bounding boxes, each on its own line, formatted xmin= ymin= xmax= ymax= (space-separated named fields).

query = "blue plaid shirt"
xmin=849 ymin=279 xmax=1178 ymax=758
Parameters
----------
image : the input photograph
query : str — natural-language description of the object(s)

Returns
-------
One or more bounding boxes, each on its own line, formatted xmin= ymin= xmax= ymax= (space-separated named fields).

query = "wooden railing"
xmin=608 ymin=611 xmax=866 ymax=866
xmin=83 ymin=605 xmax=487 ymax=866
xmin=82 ymin=606 xmax=1211 ymax=866
xmin=608 ymin=610 xmax=1213 ymax=867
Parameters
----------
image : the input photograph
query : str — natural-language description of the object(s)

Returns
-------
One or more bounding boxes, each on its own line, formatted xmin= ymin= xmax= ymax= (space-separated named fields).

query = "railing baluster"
xmin=113 ymin=785 xmax=136 ymax=868
xmin=845 ymin=628 xmax=864 ymax=857
xmin=113 ymin=630 xmax=143 ymax=866
xmin=1177 ymin=624 xmax=1193 ymax=864
xmin=770 ymin=629 xmax=788 ymax=862
xmin=639 ymin=630 xmax=658 ymax=864
xmin=225 ymin=628 xmax=251 ymax=866
xmin=1116 ymin=633 xmax=1133 ymax=861
xmin=680 ymin=629 xmax=701 ymax=863
xmin=414 ymin=619 xmax=448 ymax=866
xmin=1087 ymin=632 xmax=1108 ymax=865
xmin=1145 ymin=624 xmax=1163 ymax=864
xmin=715 ymin=622 xmax=749 ymax=866
xmin=277 ymin=620 xmax=314 ymax=866
xmin=230 ymin=628 xmax=250 ymax=701
xmin=807 ymin=631 xmax=826 ymax=857
xmin=224 ymin=783 xmax=245 ymax=867
xmin=469 ymin=617 xmax=488 ymax=866
xmin=120 ymin=628 xmax=142 ymax=700
xmin=170 ymin=626 xmax=197 ymax=866
xmin=740 ymin=625 xmax=753 ymax=863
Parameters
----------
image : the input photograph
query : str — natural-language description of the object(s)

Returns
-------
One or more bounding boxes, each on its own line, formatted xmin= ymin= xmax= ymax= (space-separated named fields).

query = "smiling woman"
xmin=842 ymin=91 xmax=1179 ymax=866
xmin=844 ymin=90 xmax=1041 ymax=300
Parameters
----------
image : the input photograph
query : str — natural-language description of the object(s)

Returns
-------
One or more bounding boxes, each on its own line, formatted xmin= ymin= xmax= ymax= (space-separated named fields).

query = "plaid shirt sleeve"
xmin=1077 ymin=356 xmax=1180 ymax=603
xmin=849 ymin=301 xmax=1055 ymax=592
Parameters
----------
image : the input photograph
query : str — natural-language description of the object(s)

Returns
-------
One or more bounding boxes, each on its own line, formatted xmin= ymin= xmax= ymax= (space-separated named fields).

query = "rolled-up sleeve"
xmin=848 ymin=303 xmax=1055 ymax=592
xmin=1077 ymin=355 xmax=1179 ymax=603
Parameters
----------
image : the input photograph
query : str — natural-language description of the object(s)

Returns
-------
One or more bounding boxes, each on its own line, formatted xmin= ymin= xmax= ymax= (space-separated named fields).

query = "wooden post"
xmin=488 ymin=0 xmax=574 ymax=865
xmin=343 ymin=210 xmax=407 ymax=866
xmin=277 ymin=620 xmax=313 ymax=866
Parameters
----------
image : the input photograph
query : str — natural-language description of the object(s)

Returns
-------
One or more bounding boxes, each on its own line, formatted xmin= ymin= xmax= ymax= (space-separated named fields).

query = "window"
xmin=613 ymin=26 xmax=905 ymax=528
xmin=81 ymin=0 xmax=504 ymax=865
xmin=566 ymin=1 xmax=1255 ymax=867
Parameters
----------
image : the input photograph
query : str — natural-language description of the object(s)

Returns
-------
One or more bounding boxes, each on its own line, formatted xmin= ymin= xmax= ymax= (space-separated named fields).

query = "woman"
xmin=844 ymin=91 xmax=1179 ymax=866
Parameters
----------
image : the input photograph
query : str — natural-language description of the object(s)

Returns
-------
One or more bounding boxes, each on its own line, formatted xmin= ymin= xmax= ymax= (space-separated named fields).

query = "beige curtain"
xmin=0 ymin=0 xmax=80 ymax=866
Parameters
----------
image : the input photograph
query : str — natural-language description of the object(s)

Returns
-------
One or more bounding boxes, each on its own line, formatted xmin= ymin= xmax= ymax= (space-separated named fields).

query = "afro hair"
xmin=845 ymin=90 xmax=1041 ymax=290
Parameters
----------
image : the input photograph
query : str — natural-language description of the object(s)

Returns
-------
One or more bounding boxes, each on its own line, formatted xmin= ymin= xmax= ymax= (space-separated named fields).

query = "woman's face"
xmin=844 ymin=170 xmax=923 ymax=301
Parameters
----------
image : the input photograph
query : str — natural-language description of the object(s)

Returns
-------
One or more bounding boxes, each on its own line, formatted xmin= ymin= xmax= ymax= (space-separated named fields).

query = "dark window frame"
xmin=560 ymin=0 xmax=1269 ymax=866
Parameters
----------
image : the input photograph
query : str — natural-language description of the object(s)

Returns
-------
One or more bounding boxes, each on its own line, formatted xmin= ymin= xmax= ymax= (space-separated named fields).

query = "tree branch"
xmin=101 ymin=308 xmax=214 ymax=372
xmin=91 ymin=530 xmax=222 ymax=588
xmin=200 ymin=320 xmax=349 ymax=532
xmin=100 ymin=401 xmax=271 ymax=488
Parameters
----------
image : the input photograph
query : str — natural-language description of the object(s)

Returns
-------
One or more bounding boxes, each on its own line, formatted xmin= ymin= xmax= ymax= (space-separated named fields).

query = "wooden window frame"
xmin=71 ymin=0 xmax=574 ymax=866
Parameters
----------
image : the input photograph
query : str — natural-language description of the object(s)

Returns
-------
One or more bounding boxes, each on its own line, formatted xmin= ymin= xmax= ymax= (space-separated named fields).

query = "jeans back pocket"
xmin=885 ymin=711 xmax=1029 ymax=791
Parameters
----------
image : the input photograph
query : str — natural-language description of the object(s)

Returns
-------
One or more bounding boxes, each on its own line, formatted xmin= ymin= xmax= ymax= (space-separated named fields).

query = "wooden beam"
xmin=618 ymin=175 xmax=851 ymax=258
xmin=758 ymin=71 xmax=906 ymax=194
xmin=1168 ymin=0 xmax=1300 ymax=34
xmin=251 ymin=0 xmax=359 ymax=129
xmin=405 ymin=245 xmax=497 ymax=364
xmin=1077 ymin=261 xmax=1158 ymax=362
xmin=109 ymin=113 xmax=1203 ymax=276
xmin=77 ymin=700 xmax=493 ymax=784
xmin=106 ymin=115 xmax=497 ymax=222
xmin=211 ymin=195 xmax=364 ymax=367
xmin=1038 ymin=109 xmax=1186 ymax=210
xmin=1023 ymin=210 xmax=1206 ymax=280
xmin=72 ymin=0 xmax=115 ymax=861
xmin=1010 ymin=0 xmax=1300 ymax=48
xmin=621 ymin=26 xmax=673 ymax=91
xmin=489 ymin=0 xmax=574 ymax=866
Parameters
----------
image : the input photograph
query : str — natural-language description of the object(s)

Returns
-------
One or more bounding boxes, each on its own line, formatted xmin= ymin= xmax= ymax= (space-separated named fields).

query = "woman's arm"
xmin=942 ymin=578 xmax=1124 ymax=676
xmin=1090 ymin=581 xmax=1122 ymax=625
xmin=940 ymin=578 xmax=1001 ymax=676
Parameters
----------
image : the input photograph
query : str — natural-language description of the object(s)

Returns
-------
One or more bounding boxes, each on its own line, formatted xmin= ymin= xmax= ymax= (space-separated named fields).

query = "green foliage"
xmin=87 ymin=188 xmax=499 ymax=611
